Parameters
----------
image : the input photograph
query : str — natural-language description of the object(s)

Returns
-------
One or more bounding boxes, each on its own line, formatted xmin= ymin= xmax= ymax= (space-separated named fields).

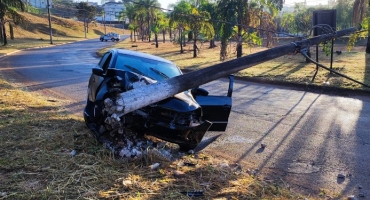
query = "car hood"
xmin=156 ymin=90 xmax=200 ymax=112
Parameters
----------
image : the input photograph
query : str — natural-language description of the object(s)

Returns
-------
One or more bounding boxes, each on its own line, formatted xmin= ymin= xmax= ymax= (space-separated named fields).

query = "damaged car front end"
xmin=84 ymin=49 xmax=233 ymax=152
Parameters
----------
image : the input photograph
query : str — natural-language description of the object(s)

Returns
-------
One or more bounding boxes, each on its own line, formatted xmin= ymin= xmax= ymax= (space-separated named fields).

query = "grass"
xmin=103 ymin=37 xmax=370 ymax=91
xmin=0 ymin=12 xmax=124 ymax=56
xmin=0 ymin=75 xmax=309 ymax=199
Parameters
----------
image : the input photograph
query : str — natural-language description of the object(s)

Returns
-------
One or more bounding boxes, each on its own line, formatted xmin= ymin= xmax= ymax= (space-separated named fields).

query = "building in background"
xmin=95 ymin=0 xmax=125 ymax=24
xmin=28 ymin=0 xmax=53 ymax=8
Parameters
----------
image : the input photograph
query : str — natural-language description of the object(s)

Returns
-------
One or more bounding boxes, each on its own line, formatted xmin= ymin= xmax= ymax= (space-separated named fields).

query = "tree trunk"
xmin=366 ymin=1 xmax=370 ymax=54
xmin=130 ymin=30 xmax=133 ymax=41
xmin=2 ymin=21 xmax=7 ymax=46
xmin=179 ymin=28 xmax=183 ymax=53
xmin=86 ymin=22 xmax=89 ymax=33
xmin=162 ymin=30 xmax=165 ymax=43
xmin=193 ymin=38 xmax=197 ymax=58
xmin=134 ymin=29 xmax=136 ymax=42
xmin=0 ymin=22 xmax=3 ymax=44
xmin=147 ymin=17 xmax=151 ymax=42
xmin=183 ymin=29 xmax=186 ymax=47
xmin=169 ymin=28 xmax=172 ymax=42
xmin=9 ymin=23 xmax=14 ymax=40
xmin=236 ymin=25 xmax=242 ymax=58
xmin=209 ymin=39 xmax=216 ymax=48
xmin=155 ymin=33 xmax=158 ymax=48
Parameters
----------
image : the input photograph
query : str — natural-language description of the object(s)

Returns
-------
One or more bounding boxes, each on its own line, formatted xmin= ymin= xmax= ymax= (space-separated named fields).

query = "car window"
xmin=98 ymin=52 xmax=110 ymax=68
xmin=114 ymin=53 xmax=182 ymax=81
xmin=99 ymin=52 xmax=112 ymax=72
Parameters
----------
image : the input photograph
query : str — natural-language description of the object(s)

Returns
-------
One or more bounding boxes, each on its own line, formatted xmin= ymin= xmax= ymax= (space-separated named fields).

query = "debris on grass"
xmin=0 ymin=75 xmax=307 ymax=199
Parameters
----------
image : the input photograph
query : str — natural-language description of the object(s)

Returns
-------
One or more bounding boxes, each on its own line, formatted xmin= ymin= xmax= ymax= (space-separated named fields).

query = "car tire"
xmin=111 ymin=38 xmax=115 ymax=42
xmin=105 ymin=40 xmax=107 ymax=42
xmin=100 ymin=38 xmax=103 ymax=42
xmin=116 ymin=39 xmax=120 ymax=41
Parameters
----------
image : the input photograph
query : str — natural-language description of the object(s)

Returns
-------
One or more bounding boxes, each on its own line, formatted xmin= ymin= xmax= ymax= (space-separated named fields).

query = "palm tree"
xmin=125 ymin=3 xmax=136 ymax=41
xmin=170 ymin=0 xmax=192 ymax=53
xmin=188 ymin=8 xmax=214 ymax=57
xmin=0 ymin=0 xmax=25 ymax=46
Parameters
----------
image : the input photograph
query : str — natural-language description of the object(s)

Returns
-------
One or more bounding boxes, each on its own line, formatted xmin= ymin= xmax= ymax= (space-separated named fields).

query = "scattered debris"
xmin=359 ymin=193 xmax=365 ymax=198
xmin=149 ymin=163 xmax=160 ymax=170
xmin=261 ymin=143 xmax=267 ymax=148
xmin=337 ymin=174 xmax=346 ymax=179
xmin=70 ymin=150 xmax=77 ymax=157
xmin=347 ymin=195 xmax=358 ymax=200
xmin=188 ymin=150 xmax=195 ymax=154
xmin=181 ymin=190 xmax=204 ymax=197
xmin=1 ymin=192 xmax=7 ymax=197
xmin=122 ymin=179 xmax=133 ymax=187
xmin=174 ymin=170 xmax=186 ymax=178
xmin=358 ymin=185 xmax=362 ymax=189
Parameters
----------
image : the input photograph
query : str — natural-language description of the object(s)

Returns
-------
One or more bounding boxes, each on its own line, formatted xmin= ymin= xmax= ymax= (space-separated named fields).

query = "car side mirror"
xmin=191 ymin=87 xmax=209 ymax=97
xmin=92 ymin=68 xmax=104 ymax=76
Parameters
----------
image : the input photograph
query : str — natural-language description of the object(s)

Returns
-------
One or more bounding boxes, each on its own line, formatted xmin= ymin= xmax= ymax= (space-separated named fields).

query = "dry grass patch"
xmin=105 ymin=39 xmax=370 ymax=91
xmin=0 ymin=74 xmax=307 ymax=199
xmin=0 ymin=12 xmax=124 ymax=55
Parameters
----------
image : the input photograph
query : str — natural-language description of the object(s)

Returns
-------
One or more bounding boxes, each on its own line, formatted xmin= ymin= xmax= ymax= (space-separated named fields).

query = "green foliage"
xmin=75 ymin=2 xmax=96 ymax=23
xmin=347 ymin=17 xmax=368 ymax=51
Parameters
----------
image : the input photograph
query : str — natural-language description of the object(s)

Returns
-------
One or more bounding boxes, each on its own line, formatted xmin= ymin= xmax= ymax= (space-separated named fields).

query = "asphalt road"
xmin=1 ymin=38 xmax=369 ymax=198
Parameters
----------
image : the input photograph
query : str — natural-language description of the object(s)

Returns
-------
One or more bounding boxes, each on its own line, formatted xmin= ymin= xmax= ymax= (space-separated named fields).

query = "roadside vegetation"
xmin=0 ymin=74 xmax=307 ymax=199
xmin=0 ymin=0 xmax=369 ymax=199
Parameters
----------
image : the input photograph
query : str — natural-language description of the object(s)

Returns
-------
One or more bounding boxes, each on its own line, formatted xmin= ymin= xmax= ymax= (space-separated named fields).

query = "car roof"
xmin=112 ymin=49 xmax=175 ymax=65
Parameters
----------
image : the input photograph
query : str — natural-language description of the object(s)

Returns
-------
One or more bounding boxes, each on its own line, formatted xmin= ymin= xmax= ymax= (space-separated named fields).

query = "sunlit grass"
xmin=0 ymin=74 xmax=307 ymax=199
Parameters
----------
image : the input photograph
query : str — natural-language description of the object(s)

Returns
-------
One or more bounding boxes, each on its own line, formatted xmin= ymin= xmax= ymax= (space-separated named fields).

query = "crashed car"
xmin=84 ymin=49 xmax=233 ymax=151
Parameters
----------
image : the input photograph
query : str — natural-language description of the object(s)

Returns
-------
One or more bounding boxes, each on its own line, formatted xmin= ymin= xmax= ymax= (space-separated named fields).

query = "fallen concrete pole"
xmin=118 ymin=27 xmax=357 ymax=115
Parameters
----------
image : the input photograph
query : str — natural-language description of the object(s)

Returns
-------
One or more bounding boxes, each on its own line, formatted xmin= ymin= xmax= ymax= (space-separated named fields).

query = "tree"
xmin=188 ymin=8 xmax=214 ymax=57
xmin=75 ymin=2 xmax=97 ymax=34
xmin=0 ymin=0 xmax=25 ymax=46
xmin=125 ymin=3 xmax=137 ymax=41
xmin=170 ymin=0 xmax=192 ymax=53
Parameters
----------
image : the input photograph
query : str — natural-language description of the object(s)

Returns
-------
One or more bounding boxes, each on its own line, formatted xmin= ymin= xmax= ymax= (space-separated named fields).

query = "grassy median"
xmin=0 ymin=74 xmax=309 ymax=199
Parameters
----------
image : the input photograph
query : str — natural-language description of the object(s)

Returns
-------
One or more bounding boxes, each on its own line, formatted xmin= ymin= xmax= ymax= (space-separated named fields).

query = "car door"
xmin=88 ymin=52 xmax=113 ymax=102
xmin=194 ymin=76 xmax=234 ymax=131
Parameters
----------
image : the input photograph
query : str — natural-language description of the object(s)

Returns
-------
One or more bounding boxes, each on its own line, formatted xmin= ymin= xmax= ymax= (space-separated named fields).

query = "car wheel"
xmin=116 ymin=39 xmax=120 ymax=41
xmin=111 ymin=38 xmax=115 ymax=42
xmin=100 ymin=38 xmax=103 ymax=41
xmin=105 ymin=40 xmax=107 ymax=42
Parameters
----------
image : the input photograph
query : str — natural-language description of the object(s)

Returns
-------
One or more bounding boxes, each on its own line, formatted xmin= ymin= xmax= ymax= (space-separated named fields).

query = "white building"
xmin=95 ymin=1 xmax=125 ymax=23
xmin=28 ymin=0 xmax=53 ymax=8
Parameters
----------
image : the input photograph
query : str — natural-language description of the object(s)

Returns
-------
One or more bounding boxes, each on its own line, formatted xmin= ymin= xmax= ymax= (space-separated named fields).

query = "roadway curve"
xmin=1 ymin=38 xmax=369 ymax=198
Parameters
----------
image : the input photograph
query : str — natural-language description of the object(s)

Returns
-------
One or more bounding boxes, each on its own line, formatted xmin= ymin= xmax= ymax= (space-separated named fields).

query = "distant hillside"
xmin=5 ymin=12 xmax=124 ymax=41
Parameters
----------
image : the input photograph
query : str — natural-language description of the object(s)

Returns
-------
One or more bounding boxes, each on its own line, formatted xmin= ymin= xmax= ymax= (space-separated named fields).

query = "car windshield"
xmin=114 ymin=53 xmax=182 ymax=81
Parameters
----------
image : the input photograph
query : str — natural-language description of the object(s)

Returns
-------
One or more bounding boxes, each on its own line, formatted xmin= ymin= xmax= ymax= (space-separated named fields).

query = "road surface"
xmin=1 ymin=38 xmax=369 ymax=198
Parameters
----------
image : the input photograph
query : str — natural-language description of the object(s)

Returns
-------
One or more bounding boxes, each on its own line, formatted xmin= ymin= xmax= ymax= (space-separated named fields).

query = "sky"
xmin=84 ymin=0 xmax=328 ymax=9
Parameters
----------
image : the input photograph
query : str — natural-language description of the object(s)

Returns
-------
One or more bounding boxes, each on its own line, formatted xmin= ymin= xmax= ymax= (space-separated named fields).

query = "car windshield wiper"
xmin=150 ymin=67 xmax=169 ymax=79
xmin=124 ymin=64 xmax=146 ymax=76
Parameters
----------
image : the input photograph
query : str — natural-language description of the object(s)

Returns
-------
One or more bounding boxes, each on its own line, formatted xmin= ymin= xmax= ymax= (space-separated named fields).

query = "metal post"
xmin=330 ymin=38 xmax=334 ymax=72
xmin=46 ymin=0 xmax=53 ymax=44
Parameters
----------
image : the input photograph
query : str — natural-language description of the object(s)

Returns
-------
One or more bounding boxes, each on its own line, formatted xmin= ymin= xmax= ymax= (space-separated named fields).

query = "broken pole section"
xmin=118 ymin=27 xmax=357 ymax=115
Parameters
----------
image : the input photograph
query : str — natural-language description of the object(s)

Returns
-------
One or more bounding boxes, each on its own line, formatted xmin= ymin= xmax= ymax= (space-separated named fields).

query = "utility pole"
xmin=47 ymin=0 xmax=53 ymax=44
xmin=112 ymin=28 xmax=357 ymax=115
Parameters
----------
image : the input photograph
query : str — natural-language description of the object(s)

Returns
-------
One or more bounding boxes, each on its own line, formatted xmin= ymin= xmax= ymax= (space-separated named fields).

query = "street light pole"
xmin=46 ymin=0 xmax=53 ymax=44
